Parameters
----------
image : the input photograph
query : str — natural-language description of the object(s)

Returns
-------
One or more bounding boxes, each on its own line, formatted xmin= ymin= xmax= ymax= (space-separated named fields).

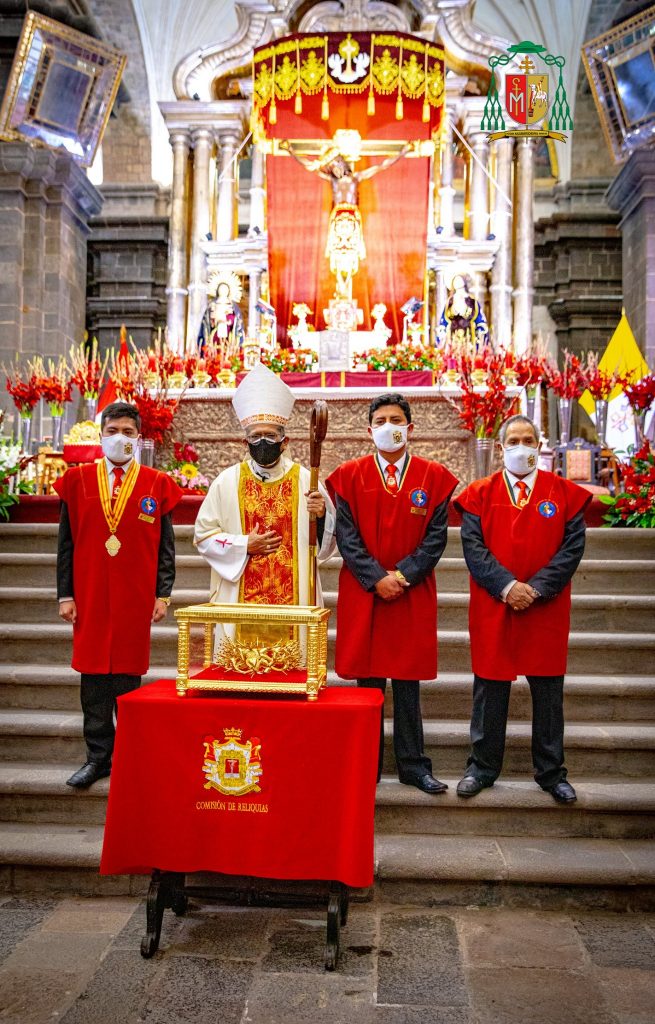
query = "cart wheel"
xmin=325 ymin=892 xmax=341 ymax=971
xmin=141 ymin=874 xmax=165 ymax=958
xmin=171 ymin=891 xmax=188 ymax=916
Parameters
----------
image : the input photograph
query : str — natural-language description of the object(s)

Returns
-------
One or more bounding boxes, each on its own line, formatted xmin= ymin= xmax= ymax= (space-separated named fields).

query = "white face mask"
xmin=503 ymin=443 xmax=538 ymax=476
xmin=371 ymin=422 xmax=408 ymax=454
xmin=101 ymin=433 xmax=137 ymax=464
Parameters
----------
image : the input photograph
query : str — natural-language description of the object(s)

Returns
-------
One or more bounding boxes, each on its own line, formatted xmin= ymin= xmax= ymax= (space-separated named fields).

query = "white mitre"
xmin=232 ymin=361 xmax=295 ymax=428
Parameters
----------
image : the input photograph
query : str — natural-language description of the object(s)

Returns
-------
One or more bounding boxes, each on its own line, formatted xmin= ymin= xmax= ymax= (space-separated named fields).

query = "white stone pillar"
xmin=166 ymin=129 xmax=190 ymax=354
xmin=512 ymin=139 xmax=535 ymax=354
xmin=489 ymin=137 xmax=514 ymax=348
xmin=216 ymin=129 xmax=241 ymax=243
xmin=248 ymin=269 xmax=262 ymax=335
xmin=467 ymin=129 xmax=490 ymax=242
xmin=186 ymin=127 xmax=212 ymax=348
xmin=437 ymin=115 xmax=455 ymax=236
xmin=249 ymin=144 xmax=266 ymax=234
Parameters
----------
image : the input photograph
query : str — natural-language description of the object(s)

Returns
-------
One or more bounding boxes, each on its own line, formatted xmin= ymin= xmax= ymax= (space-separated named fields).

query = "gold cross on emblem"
xmin=338 ymin=33 xmax=359 ymax=77
xmin=519 ymin=56 xmax=535 ymax=73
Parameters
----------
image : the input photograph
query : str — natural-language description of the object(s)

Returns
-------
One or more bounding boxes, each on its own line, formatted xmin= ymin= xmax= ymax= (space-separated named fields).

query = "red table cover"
xmin=100 ymin=680 xmax=383 ymax=887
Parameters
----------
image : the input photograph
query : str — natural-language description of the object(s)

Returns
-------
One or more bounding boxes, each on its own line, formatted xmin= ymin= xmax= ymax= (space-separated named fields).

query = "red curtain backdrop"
xmin=265 ymin=83 xmax=435 ymax=344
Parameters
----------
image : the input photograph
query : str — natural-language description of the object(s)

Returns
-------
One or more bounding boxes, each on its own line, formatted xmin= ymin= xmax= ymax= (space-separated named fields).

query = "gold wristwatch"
xmin=394 ymin=570 xmax=408 ymax=583
xmin=157 ymin=596 xmax=171 ymax=606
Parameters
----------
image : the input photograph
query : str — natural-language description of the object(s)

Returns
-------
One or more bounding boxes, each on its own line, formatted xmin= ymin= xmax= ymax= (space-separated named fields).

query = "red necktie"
xmin=515 ymin=480 xmax=529 ymax=508
xmin=385 ymin=463 xmax=398 ymax=494
xmin=112 ymin=466 xmax=124 ymax=500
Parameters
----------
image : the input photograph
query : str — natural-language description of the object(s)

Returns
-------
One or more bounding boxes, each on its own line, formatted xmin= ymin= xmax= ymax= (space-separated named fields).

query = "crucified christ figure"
xmin=279 ymin=139 xmax=413 ymax=299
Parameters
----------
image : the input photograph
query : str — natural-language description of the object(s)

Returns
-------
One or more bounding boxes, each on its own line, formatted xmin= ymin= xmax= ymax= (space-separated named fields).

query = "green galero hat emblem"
xmin=481 ymin=39 xmax=573 ymax=142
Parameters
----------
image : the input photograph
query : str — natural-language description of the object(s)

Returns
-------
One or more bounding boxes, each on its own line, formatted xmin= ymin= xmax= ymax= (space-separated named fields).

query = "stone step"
xmin=2 ymin=584 xmax=654 ymax=634
xmin=374 ymin=834 xmax=655 ymax=886
xmin=2 ymin=523 xmax=653 ymax=560
xmin=0 ymin=764 xmax=653 ymax=842
xmin=2 ymin=665 xmax=654 ymax=724
xmin=0 ymin=822 xmax=653 ymax=894
xmin=1 ymin=622 xmax=654 ymax=675
xmin=374 ymin=778 xmax=655 ymax=841
xmin=389 ymin=720 xmax=655 ymax=778
xmin=3 ymin=550 xmax=654 ymax=596
xmin=1 ymin=707 xmax=653 ymax=776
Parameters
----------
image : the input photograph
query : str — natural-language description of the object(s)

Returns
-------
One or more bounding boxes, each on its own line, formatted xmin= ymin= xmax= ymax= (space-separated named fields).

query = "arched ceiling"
xmin=126 ymin=0 xmax=597 ymax=183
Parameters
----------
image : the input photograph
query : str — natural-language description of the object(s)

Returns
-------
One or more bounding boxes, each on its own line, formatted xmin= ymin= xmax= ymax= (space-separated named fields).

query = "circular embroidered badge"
xmin=410 ymin=488 xmax=428 ymax=508
xmin=140 ymin=495 xmax=158 ymax=515
xmin=537 ymin=500 xmax=557 ymax=518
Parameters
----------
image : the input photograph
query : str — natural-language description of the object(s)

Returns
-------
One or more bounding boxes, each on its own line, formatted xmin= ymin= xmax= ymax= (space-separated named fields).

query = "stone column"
xmin=437 ymin=114 xmax=455 ymax=236
xmin=0 ymin=143 xmax=101 ymax=414
xmin=489 ymin=137 xmax=514 ymax=347
xmin=512 ymin=139 xmax=535 ymax=353
xmin=166 ymin=130 xmax=190 ymax=353
xmin=606 ymin=148 xmax=655 ymax=365
xmin=216 ymin=129 xmax=241 ymax=243
xmin=186 ymin=127 xmax=213 ymax=347
xmin=467 ymin=129 xmax=490 ymax=242
xmin=248 ymin=269 xmax=262 ymax=335
xmin=249 ymin=144 xmax=266 ymax=234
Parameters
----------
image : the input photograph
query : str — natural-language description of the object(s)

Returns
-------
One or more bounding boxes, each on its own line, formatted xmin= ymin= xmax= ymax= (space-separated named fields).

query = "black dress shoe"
xmin=545 ymin=780 xmax=577 ymax=804
xmin=66 ymin=762 xmax=111 ymax=789
xmin=456 ymin=775 xmax=492 ymax=798
xmin=401 ymin=774 xmax=448 ymax=794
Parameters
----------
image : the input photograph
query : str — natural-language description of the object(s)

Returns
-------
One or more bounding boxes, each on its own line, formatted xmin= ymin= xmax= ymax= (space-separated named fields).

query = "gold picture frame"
xmin=174 ymin=602 xmax=331 ymax=700
xmin=0 ymin=11 xmax=126 ymax=167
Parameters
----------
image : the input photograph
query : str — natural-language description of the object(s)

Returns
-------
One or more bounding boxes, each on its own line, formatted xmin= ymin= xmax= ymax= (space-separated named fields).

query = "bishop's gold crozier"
xmin=97 ymin=458 xmax=140 ymax=557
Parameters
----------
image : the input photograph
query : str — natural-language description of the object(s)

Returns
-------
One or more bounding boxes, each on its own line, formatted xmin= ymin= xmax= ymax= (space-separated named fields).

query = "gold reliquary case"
xmin=174 ymin=602 xmax=331 ymax=700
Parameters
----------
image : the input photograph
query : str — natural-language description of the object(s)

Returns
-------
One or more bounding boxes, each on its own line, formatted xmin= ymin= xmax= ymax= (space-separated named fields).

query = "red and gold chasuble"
xmin=54 ymin=463 xmax=182 ymax=675
xmin=327 ymin=454 xmax=458 ymax=681
xmin=238 ymin=461 xmax=299 ymax=642
xmin=455 ymin=470 xmax=591 ymax=680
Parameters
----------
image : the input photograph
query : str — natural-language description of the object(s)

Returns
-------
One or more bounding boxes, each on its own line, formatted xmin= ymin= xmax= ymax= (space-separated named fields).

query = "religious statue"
xmin=198 ymin=272 xmax=245 ymax=355
xmin=437 ymin=272 xmax=488 ymax=347
xmin=280 ymin=134 xmax=412 ymax=301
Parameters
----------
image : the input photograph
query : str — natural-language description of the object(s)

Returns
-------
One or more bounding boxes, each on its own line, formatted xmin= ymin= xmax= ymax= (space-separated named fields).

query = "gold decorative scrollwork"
xmin=371 ymin=48 xmax=399 ymax=92
xmin=300 ymin=50 xmax=326 ymax=93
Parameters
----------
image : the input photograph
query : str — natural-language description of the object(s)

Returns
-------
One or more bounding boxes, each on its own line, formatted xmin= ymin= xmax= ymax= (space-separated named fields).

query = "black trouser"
xmin=466 ymin=674 xmax=567 ymax=789
xmin=80 ymin=673 xmax=141 ymax=766
xmin=357 ymin=678 xmax=432 ymax=782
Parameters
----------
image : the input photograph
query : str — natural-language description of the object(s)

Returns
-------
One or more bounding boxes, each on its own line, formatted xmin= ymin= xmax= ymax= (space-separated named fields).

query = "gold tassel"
xmin=269 ymin=100 xmax=277 ymax=125
xmin=367 ymin=91 xmax=375 ymax=116
xmin=294 ymin=91 xmax=302 ymax=114
xmin=395 ymin=95 xmax=403 ymax=120
xmin=422 ymin=98 xmax=430 ymax=123
xmin=321 ymin=93 xmax=330 ymax=121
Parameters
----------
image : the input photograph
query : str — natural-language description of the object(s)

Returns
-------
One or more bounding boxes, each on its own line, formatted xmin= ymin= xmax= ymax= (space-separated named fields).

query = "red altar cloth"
xmin=100 ymin=680 xmax=383 ymax=888
xmin=236 ymin=370 xmax=438 ymax=388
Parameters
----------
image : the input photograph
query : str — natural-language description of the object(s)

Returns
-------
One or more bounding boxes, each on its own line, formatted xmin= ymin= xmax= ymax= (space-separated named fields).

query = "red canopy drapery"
xmin=252 ymin=33 xmax=444 ymax=344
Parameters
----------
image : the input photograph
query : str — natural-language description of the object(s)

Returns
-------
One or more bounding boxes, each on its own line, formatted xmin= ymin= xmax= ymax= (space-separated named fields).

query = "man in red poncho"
xmin=54 ymin=402 xmax=182 ymax=788
xmin=326 ymin=393 xmax=458 ymax=794
xmin=454 ymin=414 xmax=591 ymax=804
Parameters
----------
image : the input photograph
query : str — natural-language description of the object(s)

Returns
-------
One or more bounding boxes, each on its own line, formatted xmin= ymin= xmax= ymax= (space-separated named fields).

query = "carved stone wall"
xmin=172 ymin=390 xmax=478 ymax=486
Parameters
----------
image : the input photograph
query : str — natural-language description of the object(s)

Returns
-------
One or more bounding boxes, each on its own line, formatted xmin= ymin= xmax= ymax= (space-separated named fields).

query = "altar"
xmin=172 ymin=379 xmax=480 ymax=484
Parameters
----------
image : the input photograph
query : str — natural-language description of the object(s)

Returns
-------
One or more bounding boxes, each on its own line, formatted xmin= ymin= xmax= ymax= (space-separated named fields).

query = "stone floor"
xmin=0 ymin=893 xmax=654 ymax=1023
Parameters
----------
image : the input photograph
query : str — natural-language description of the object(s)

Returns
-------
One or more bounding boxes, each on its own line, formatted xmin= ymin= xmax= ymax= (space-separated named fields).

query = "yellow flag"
xmin=579 ymin=311 xmax=650 ymax=415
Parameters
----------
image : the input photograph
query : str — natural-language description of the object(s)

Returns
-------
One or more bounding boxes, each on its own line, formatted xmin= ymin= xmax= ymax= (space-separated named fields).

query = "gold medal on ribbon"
xmin=97 ymin=459 xmax=140 ymax=556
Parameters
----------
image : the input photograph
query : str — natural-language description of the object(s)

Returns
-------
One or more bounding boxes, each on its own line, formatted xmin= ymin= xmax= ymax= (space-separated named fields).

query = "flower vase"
xmin=139 ymin=438 xmax=155 ymax=467
xmin=595 ymin=399 xmax=609 ymax=447
xmin=51 ymin=414 xmax=64 ymax=451
xmin=558 ymin=398 xmax=573 ymax=445
xmin=19 ymin=414 xmax=32 ymax=453
xmin=474 ymin=437 xmax=495 ymax=478
xmin=85 ymin=397 xmax=98 ymax=421
xmin=525 ymin=385 xmax=537 ymax=422
xmin=633 ymin=410 xmax=648 ymax=448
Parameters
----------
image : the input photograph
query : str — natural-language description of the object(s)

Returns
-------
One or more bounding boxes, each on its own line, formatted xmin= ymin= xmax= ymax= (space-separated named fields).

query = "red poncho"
xmin=54 ymin=463 xmax=181 ymax=675
xmin=455 ymin=470 xmax=591 ymax=680
xmin=327 ymin=454 xmax=458 ymax=681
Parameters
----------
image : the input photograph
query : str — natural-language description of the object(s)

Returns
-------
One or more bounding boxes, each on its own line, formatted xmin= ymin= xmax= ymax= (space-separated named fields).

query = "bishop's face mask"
xmin=101 ymin=433 xmax=137 ymax=464
xmin=248 ymin=436 xmax=284 ymax=467
xmin=371 ymin=422 xmax=408 ymax=453
xmin=503 ymin=443 xmax=538 ymax=476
